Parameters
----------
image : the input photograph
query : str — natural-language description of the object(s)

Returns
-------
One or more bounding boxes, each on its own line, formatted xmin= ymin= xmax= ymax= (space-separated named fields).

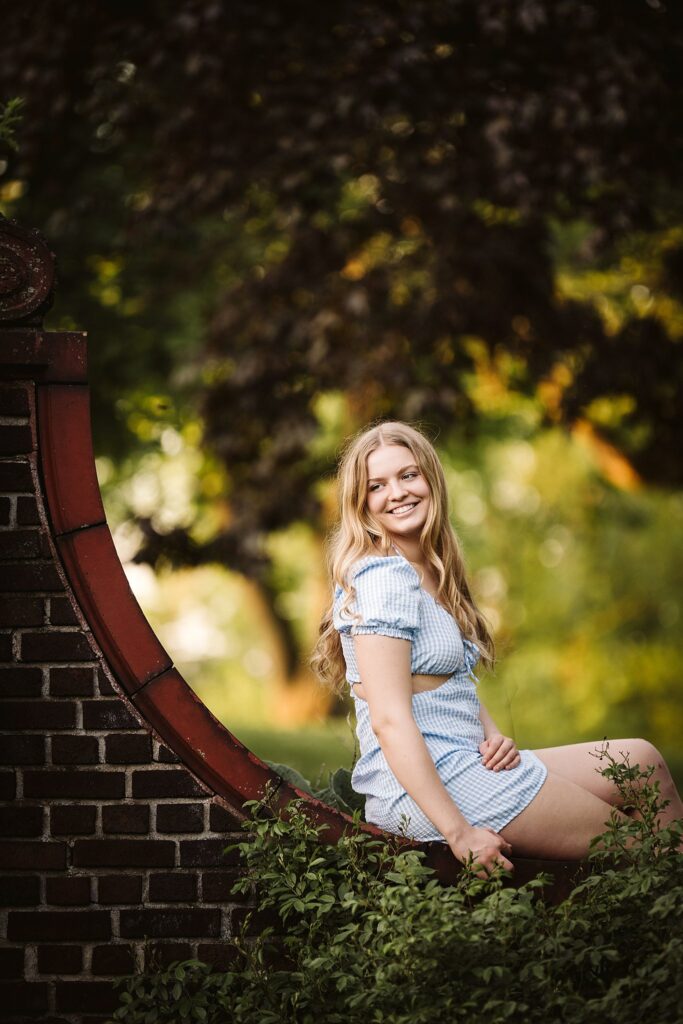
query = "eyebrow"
xmin=368 ymin=463 xmax=419 ymax=482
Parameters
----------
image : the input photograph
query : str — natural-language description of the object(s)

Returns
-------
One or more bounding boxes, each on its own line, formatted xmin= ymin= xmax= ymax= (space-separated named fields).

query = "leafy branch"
xmin=0 ymin=97 xmax=24 ymax=151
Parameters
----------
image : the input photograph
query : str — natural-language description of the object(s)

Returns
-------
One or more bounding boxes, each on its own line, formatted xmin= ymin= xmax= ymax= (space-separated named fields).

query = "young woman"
xmin=311 ymin=421 xmax=683 ymax=875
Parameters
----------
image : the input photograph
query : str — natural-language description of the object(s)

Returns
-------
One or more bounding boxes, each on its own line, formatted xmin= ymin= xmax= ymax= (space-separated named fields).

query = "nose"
xmin=387 ymin=477 xmax=408 ymax=501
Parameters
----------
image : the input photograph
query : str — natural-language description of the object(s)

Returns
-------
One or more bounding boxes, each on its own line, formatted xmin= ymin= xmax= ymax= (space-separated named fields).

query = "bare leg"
xmin=533 ymin=738 xmax=683 ymax=826
xmin=499 ymin=769 xmax=627 ymax=859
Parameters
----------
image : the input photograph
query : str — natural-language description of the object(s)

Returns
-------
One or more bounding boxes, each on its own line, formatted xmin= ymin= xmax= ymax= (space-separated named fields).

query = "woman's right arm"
xmin=353 ymin=632 xmax=513 ymax=876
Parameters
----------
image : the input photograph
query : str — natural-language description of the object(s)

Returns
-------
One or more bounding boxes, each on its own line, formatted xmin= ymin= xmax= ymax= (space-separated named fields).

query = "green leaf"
xmin=264 ymin=760 xmax=315 ymax=795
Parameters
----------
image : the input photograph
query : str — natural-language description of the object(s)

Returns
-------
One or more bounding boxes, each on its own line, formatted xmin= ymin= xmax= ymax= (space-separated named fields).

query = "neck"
xmin=390 ymin=537 xmax=427 ymax=567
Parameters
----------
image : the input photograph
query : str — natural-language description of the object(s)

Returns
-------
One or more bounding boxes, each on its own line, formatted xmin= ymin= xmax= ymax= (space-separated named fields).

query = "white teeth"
xmin=389 ymin=503 xmax=417 ymax=515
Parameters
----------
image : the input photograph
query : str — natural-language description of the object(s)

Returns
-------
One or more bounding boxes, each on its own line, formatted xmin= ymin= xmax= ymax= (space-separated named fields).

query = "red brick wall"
xmin=0 ymin=382 xmax=250 ymax=1023
xmin=0 ymin=214 xmax=361 ymax=1023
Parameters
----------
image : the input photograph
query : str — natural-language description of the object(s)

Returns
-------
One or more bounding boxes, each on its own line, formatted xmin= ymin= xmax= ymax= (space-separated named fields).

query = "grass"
xmin=229 ymin=721 xmax=683 ymax=800
xmin=231 ymin=718 xmax=357 ymax=787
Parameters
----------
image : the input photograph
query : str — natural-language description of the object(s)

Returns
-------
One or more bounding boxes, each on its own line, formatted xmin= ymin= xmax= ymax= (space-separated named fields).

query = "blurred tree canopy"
xmin=2 ymin=0 xmax=682 ymax=693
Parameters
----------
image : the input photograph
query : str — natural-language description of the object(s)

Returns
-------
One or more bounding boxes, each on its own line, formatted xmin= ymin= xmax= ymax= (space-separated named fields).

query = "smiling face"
xmin=365 ymin=443 xmax=431 ymax=543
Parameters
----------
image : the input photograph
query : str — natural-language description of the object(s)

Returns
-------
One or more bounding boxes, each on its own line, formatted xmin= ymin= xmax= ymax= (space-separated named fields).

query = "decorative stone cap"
xmin=0 ymin=214 xmax=56 ymax=327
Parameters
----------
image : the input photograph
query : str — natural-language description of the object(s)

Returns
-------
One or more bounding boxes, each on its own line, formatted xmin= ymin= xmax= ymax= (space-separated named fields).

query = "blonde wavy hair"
xmin=310 ymin=419 xmax=495 ymax=696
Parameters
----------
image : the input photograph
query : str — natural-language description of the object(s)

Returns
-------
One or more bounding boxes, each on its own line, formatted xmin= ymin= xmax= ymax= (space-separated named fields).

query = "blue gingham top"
xmin=333 ymin=553 xmax=481 ymax=685
xmin=332 ymin=553 xmax=548 ymax=840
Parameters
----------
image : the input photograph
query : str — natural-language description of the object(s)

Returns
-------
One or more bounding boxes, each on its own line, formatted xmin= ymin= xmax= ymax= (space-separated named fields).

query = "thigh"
xmin=532 ymin=738 xmax=653 ymax=807
xmin=499 ymin=768 xmax=626 ymax=859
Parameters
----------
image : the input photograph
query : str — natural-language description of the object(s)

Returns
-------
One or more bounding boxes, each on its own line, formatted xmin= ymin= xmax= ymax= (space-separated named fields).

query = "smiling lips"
xmin=387 ymin=502 xmax=418 ymax=516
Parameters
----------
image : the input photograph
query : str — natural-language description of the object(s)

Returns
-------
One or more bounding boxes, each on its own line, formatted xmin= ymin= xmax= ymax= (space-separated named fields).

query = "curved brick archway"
xmin=38 ymin=381 xmax=345 ymax=833
xmin=1 ymin=214 xmax=354 ymax=832
xmin=0 ymin=216 xmax=576 ymax=1020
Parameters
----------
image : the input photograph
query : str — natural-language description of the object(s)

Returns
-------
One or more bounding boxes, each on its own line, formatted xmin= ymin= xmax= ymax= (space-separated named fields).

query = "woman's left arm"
xmin=478 ymin=701 xmax=521 ymax=771
xmin=479 ymin=701 xmax=501 ymax=740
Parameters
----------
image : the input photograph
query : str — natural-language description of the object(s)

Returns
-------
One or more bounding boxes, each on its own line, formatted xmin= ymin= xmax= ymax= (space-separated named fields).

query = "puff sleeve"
xmin=333 ymin=555 xmax=421 ymax=641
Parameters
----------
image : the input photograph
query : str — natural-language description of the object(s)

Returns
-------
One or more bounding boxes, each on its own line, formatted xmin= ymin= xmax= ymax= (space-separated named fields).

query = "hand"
xmin=479 ymin=733 xmax=521 ymax=772
xmin=448 ymin=825 xmax=514 ymax=879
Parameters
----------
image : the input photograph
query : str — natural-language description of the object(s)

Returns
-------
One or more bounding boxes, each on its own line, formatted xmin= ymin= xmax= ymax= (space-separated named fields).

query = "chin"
xmin=387 ymin=518 xmax=427 ymax=537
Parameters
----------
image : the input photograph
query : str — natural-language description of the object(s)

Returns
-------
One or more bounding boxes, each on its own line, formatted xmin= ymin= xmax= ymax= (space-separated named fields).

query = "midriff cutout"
xmin=352 ymin=671 xmax=452 ymax=703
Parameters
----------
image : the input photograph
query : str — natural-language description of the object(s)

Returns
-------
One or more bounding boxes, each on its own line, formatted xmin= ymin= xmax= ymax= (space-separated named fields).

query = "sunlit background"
xmin=100 ymin=393 xmax=683 ymax=788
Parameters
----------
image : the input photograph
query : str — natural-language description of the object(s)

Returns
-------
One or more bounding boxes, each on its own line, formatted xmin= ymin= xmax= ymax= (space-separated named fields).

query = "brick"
xmin=0 ymin=595 xmax=44 ymax=627
xmin=3 ymin=699 xmax=76 ymax=730
xmin=0 ymin=770 xmax=15 ymax=799
xmin=0 ymin=596 xmax=43 ymax=629
xmin=91 ymin=944 xmax=135 ymax=976
xmin=0 ymin=981 xmax=49 ymax=1014
xmin=0 ymin=805 xmax=43 ymax=836
xmin=73 ymin=839 xmax=176 ymax=868
xmin=120 ymin=907 xmax=221 ymax=939
xmin=0 ymin=459 xmax=33 ymax=491
xmin=52 ymin=735 xmax=100 ymax=765
xmin=55 ymin=981 xmax=119 ymax=1014
xmin=46 ymin=876 xmax=92 ymax=906
xmin=50 ymin=805 xmax=97 ymax=836
xmin=97 ymin=875 xmax=142 ymax=905
xmin=16 ymin=495 xmax=40 ymax=525
xmin=210 ymin=803 xmax=241 ymax=831
xmin=50 ymin=666 xmax=95 ymax=696
xmin=102 ymin=804 xmax=149 ymax=834
xmin=50 ymin=598 xmax=80 ymax=626
xmin=197 ymin=943 xmax=240 ymax=970
xmin=132 ymin=769 xmax=206 ymax=799
xmin=96 ymin=668 xmax=116 ymax=695
xmin=0 ymin=664 xmax=43 ymax=697
xmin=82 ymin=700 xmax=138 ymax=731
xmin=0 ymin=841 xmax=66 ymax=870
xmin=37 ymin=945 xmax=83 ymax=975
xmin=0 ymin=734 xmax=46 ymax=764
xmin=149 ymin=872 xmax=198 ymax=903
xmin=156 ymin=803 xmax=204 ymax=833
xmin=180 ymin=838 xmax=239 ymax=869
xmin=0 ymin=946 xmax=24 ymax=979
xmin=156 ymin=744 xmax=180 ymax=763
xmin=0 ymin=633 xmax=10 ymax=662
xmin=0 ymin=530 xmax=41 ymax=559
xmin=0 ymin=424 xmax=33 ymax=455
xmin=8 ymin=910 xmax=111 ymax=942
xmin=0 ymin=386 xmax=30 ymax=417
xmin=0 ymin=875 xmax=41 ymax=906
xmin=201 ymin=871 xmax=244 ymax=903
xmin=49 ymin=595 xmax=78 ymax=625
xmin=20 ymin=630 xmax=93 ymax=662
xmin=1 ymin=561 xmax=63 ymax=591
xmin=144 ymin=943 xmax=194 ymax=970
xmin=24 ymin=770 xmax=125 ymax=800
xmin=104 ymin=733 xmax=152 ymax=764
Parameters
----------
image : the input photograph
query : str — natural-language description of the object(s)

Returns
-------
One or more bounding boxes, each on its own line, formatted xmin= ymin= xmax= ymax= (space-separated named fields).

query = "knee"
xmin=629 ymin=738 xmax=665 ymax=772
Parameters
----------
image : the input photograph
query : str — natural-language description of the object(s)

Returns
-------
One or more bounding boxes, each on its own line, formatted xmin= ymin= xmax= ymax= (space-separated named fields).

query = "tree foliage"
xmin=2 ymin=2 xmax=683 ymax=689
xmin=0 ymin=98 xmax=24 ymax=150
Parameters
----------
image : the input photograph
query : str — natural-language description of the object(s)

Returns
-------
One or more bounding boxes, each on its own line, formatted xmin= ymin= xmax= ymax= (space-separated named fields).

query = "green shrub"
xmin=111 ymin=750 xmax=683 ymax=1024
xmin=263 ymin=759 xmax=365 ymax=815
